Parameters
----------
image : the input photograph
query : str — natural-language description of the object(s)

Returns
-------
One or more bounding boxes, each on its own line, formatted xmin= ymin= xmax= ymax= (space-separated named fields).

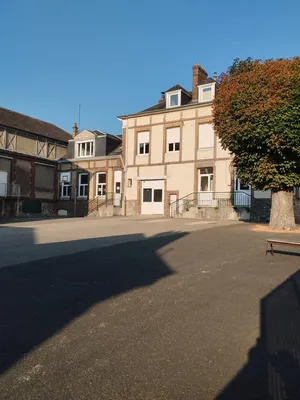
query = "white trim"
xmin=198 ymin=83 xmax=216 ymax=103
xmin=137 ymin=176 xmax=167 ymax=181
xmin=95 ymin=172 xmax=106 ymax=197
xmin=76 ymin=140 xmax=95 ymax=158
xmin=166 ymin=90 xmax=181 ymax=108
xmin=78 ymin=172 xmax=89 ymax=198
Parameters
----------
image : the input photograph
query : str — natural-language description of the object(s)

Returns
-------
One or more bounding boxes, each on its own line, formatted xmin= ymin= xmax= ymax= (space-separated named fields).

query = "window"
xmin=199 ymin=123 xmax=214 ymax=149
xmin=60 ymin=172 xmax=71 ymax=198
xmin=198 ymin=84 xmax=215 ymax=103
xmin=128 ymin=178 xmax=132 ymax=187
xmin=154 ymin=189 xmax=162 ymax=202
xmin=166 ymin=90 xmax=181 ymax=108
xmin=167 ymin=127 xmax=180 ymax=152
xmin=78 ymin=173 xmax=88 ymax=198
xmin=96 ymin=173 xmax=106 ymax=196
xmin=143 ymin=188 xmax=152 ymax=202
xmin=138 ymin=131 xmax=150 ymax=155
xmin=76 ymin=141 xmax=94 ymax=158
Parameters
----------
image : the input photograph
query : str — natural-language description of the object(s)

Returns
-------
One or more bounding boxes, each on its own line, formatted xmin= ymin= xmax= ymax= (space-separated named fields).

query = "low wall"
xmin=175 ymin=206 xmax=250 ymax=221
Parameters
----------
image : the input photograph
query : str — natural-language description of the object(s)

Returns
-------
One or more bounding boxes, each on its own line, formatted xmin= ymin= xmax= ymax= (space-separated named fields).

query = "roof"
xmin=93 ymin=130 xmax=122 ymax=141
xmin=0 ymin=107 xmax=71 ymax=143
xmin=164 ymin=84 xmax=192 ymax=98
xmin=118 ymin=78 xmax=216 ymax=118
xmin=108 ymin=143 xmax=122 ymax=156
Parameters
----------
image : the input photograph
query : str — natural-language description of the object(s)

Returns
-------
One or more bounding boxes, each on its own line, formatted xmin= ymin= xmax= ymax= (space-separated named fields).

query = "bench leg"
xmin=265 ymin=242 xmax=269 ymax=258
xmin=270 ymin=243 xmax=274 ymax=256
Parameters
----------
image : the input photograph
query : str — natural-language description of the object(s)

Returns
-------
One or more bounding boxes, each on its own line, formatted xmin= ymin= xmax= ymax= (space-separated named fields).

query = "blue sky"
xmin=1 ymin=0 xmax=299 ymax=135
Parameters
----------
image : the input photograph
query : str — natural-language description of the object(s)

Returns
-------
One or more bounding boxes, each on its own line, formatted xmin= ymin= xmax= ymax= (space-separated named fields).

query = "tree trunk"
xmin=269 ymin=190 xmax=296 ymax=230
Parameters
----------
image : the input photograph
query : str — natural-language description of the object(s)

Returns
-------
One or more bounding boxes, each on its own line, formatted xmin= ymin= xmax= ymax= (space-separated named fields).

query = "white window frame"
xmin=78 ymin=173 xmax=89 ymax=198
xmin=76 ymin=140 xmax=94 ymax=158
xmin=198 ymin=83 xmax=215 ymax=103
xmin=60 ymin=172 xmax=71 ymax=199
xmin=137 ymin=131 xmax=150 ymax=155
xmin=166 ymin=90 xmax=181 ymax=108
xmin=166 ymin=127 xmax=180 ymax=153
xmin=96 ymin=172 xmax=106 ymax=197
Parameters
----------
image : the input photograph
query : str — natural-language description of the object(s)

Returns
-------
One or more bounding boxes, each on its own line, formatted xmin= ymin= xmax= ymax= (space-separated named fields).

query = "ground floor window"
xmin=60 ymin=172 xmax=71 ymax=198
xmin=96 ymin=173 xmax=106 ymax=196
xmin=78 ymin=173 xmax=88 ymax=198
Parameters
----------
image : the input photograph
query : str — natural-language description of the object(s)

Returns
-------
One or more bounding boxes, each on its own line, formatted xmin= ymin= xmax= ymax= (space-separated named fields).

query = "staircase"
xmin=88 ymin=193 xmax=122 ymax=217
xmin=170 ymin=191 xmax=271 ymax=222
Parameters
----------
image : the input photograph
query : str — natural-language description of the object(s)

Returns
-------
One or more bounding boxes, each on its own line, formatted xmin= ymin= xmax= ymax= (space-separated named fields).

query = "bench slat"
xmin=267 ymin=239 xmax=300 ymax=246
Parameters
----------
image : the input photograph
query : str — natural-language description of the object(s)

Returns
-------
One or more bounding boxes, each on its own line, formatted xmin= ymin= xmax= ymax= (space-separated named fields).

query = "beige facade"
xmin=120 ymin=103 xmax=232 ymax=217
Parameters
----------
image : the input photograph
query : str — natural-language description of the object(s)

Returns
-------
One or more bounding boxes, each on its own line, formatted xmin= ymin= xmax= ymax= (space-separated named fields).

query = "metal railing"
xmin=0 ymin=183 xmax=21 ymax=198
xmin=88 ymin=192 xmax=123 ymax=214
xmin=170 ymin=191 xmax=252 ymax=216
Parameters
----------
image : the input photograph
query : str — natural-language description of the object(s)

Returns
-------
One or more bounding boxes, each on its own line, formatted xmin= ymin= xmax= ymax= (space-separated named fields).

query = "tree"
xmin=213 ymin=57 xmax=300 ymax=230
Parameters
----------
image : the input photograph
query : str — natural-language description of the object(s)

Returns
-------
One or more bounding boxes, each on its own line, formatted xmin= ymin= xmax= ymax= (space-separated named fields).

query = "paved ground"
xmin=0 ymin=217 xmax=300 ymax=399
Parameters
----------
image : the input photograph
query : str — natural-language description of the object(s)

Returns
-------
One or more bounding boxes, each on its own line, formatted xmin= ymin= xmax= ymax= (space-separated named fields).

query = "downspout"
xmin=118 ymin=117 xmax=128 ymax=216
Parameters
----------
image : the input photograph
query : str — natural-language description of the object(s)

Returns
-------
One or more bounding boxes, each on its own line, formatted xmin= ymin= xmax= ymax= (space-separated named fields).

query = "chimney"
xmin=192 ymin=64 xmax=208 ymax=102
xmin=159 ymin=92 xmax=165 ymax=104
xmin=213 ymin=72 xmax=217 ymax=81
xmin=72 ymin=122 xmax=79 ymax=137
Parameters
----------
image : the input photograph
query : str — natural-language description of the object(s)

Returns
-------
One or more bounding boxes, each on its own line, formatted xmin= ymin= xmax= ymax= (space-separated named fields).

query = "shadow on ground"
xmin=217 ymin=270 xmax=300 ymax=400
xmin=0 ymin=228 xmax=186 ymax=376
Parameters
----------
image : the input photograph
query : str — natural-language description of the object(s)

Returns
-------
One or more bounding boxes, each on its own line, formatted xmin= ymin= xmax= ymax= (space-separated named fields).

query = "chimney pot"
xmin=72 ymin=122 xmax=79 ymax=137
xmin=158 ymin=92 xmax=166 ymax=104
xmin=213 ymin=72 xmax=217 ymax=81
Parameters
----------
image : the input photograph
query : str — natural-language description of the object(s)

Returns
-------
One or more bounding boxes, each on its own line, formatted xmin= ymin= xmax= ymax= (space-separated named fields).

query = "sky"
xmin=1 ymin=0 xmax=299 ymax=135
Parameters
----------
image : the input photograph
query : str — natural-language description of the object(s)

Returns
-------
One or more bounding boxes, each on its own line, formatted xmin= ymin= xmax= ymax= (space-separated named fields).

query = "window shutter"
xmin=199 ymin=124 xmax=214 ymax=148
xmin=167 ymin=127 xmax=180 ymax=144
xmin=138 ymin=131 xmax=149 ymax=143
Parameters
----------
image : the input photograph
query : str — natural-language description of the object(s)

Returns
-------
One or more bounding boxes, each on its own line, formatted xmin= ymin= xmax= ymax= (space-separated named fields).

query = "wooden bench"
xmin=265 ymin=239 xmax=300 ymax=257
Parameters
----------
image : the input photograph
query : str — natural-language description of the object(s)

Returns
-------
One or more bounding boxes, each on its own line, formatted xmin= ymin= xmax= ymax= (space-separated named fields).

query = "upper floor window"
xmin=77 ymin=141 xmax=94 ymax=158
xmin=166 ymin=90 xmax=181 ymax=108
xmin=167 ymin=127 xmax=180 ymax=152
xmin=199 ymin=123 xmax=214 ymax=148
xmin=198 ymin=84 xmax=215 ymax=103
xmin=137 ymin=131 xmax=149 ymax=155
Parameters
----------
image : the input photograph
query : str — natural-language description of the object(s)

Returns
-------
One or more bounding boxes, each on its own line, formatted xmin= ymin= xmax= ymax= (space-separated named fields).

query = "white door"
xmin=169 ymin=194 xmax=177 ymax=217
xmin=234 ymin=177 xmax=251 ymax=206
xmin=198 ymin=167 xmax=213 ymax=206
xmin=0 ymin=171 xmax=8 ymax=197
xmin=141 ymin=180 xmax=164 ymax=215
xmin=113 ymin=170 xmax=122 ymax=206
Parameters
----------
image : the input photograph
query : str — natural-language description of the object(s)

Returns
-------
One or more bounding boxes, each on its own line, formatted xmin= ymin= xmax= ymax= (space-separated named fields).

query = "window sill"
xmin=60 ymin=197 xmax=70 ymax=200
xmin=76 ymin=155 xmax=95 ymax=159
xmin=77 ymin=196 xmax=88 ymax=200
xmin=166 ymin=150 xmax=180 ymax=153
xmin=137 ymin=153 xmax=150 ymax=156
xmin=198 ymin=147 xmax=213 ymax=150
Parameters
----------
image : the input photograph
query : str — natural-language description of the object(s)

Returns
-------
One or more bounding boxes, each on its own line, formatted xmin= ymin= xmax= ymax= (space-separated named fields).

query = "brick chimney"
xmin=192 ymin=64 xmax=208 ymax=102
xmin=72 ymin=122 xmax=79 ymax=137
xmin=158 ymin=92 xmax=165 ymax=104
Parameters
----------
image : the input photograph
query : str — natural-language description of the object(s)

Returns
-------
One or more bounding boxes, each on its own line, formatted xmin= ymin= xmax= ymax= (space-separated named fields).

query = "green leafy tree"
xmin=213 ymin=57 xmax=300 ymax=230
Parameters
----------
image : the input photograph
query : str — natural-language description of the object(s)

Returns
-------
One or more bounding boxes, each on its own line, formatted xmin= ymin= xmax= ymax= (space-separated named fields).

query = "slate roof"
xmin=0 ymin=107 xmax=71 ymax=143
xmin=119 ymin=78 xmax=216 ymax=118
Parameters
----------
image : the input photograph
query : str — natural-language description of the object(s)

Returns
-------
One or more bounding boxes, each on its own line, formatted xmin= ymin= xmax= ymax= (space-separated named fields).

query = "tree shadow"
xmin=0 ymin=228 xmax=186 ymax=376
xmin=217 ymin=270 xmax=300 ymax=400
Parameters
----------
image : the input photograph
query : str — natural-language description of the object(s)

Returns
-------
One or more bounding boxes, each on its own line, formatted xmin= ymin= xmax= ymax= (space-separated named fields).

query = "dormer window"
xmin=198 ymin=83 xmax=215 ymax=103
xmin=166 ymin=90 xmax=181 ymax=108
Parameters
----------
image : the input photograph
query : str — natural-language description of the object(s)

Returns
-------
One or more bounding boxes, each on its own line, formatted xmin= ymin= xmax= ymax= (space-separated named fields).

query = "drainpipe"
xmin=119 ymin=117 xmax=128 ymax=216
